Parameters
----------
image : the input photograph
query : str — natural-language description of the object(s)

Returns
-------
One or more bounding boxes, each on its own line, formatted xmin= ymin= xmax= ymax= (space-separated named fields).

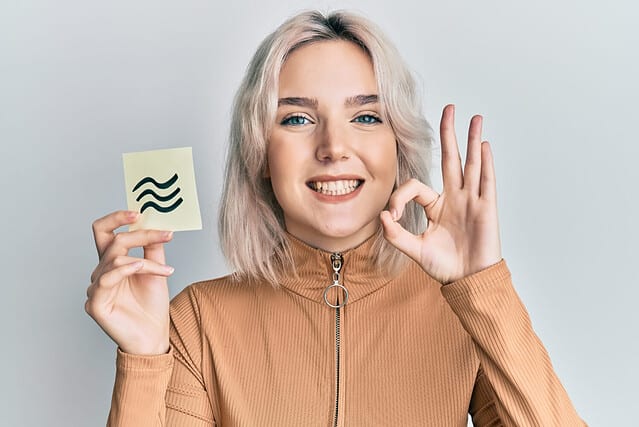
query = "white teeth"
xmin=309 ymin=179 xmax=361 ymax=195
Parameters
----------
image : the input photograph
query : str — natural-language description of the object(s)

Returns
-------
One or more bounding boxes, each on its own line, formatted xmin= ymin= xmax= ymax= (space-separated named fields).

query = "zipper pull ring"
xmin=323 ymin=253 xmax=349 ymax=308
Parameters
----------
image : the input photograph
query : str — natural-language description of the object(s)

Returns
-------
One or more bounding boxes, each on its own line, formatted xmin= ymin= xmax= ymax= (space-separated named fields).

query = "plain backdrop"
xmin=2 ymin=0 xmax=637 ymax=425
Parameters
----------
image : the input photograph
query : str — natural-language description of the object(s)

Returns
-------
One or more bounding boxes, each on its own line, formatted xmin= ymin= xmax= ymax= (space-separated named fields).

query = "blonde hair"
xmin=219 ymin=9 xmax=435 ymax=285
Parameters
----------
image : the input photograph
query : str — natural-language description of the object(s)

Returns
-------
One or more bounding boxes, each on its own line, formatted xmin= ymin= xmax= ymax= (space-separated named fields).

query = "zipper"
xmin=323 ymin=253 xmax=348 ymax=427
xmin=334 ymin=304 xmax=342 ymax=427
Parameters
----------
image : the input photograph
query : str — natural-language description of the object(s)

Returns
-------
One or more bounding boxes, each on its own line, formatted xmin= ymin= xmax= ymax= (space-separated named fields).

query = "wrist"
xmin=119 ymin=341 xmax=170 ymax=356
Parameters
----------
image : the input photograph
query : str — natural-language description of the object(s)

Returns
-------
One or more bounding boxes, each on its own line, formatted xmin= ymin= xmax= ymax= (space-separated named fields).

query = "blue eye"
xmin=353 ymin=114 xmax=381 ymax=124
xmin=281 ymin=115 xmax=311 ymax=126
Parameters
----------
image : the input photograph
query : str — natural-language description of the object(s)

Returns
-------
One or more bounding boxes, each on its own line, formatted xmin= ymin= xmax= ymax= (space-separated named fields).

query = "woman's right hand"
xmin=85 ymin=210 xmax=175 ymax=355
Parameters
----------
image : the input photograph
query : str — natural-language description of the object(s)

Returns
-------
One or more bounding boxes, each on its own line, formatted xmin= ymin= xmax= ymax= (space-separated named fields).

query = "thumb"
xmin=380 ymin=211 xmax=421 ymax=263
xmin=143 ymin=232 xmax=172 ymax=265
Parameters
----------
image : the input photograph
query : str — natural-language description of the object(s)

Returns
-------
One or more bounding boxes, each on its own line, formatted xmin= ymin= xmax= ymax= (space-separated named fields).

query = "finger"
xmin=387 ymin=178 xmax=439 ymax=221
xmin=380 ymin=211 xmax=422 ymax=262
xmin=111 ymin=254 xmax=173 ymax=272
xmin=93 ymin=259 xmax=174 ymax=293
xmin=85 ymin=261 xmax=144 ymax=317
xmin=90 ymin=254 xmax=174 ymax=283
xmin=86 ymin=283 xmax=95 ymax=299
xmin=463 ymin=115 xmax=483 ymax=195
xmin=93 ymin=261 xmax=145 ymax=293
xmin=479 ymin=141 xmax=497 ymax=201
xmin=92 ymin=210 xmax=140 ymax=257
xmin=440 ymin=104 xmax=463 ymax=191
xmin=90 ymin=232 xmax=171 ymax=283
xmin=144 ymin=241 xmax=167 ymax=266
xmin=101 ymin=229 xmax=173 ymax=262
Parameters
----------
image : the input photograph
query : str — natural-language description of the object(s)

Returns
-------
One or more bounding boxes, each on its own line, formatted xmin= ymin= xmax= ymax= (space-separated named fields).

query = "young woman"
xmin=86 ymin=10 xmax=586 ymax=426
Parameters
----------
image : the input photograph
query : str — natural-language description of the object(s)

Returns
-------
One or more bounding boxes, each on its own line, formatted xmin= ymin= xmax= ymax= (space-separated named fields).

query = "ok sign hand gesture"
xmin=381 ymin=104 xmax=503 ymax=285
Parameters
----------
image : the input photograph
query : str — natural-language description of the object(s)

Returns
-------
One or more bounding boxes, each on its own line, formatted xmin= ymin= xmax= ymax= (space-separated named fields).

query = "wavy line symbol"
xmin=131 ymin=173 xmax=183 ymax=214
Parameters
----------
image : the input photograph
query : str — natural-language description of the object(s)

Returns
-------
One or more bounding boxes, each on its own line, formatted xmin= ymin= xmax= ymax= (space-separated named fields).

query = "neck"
xmin=284 ymin=223 xmax=381 ymax=253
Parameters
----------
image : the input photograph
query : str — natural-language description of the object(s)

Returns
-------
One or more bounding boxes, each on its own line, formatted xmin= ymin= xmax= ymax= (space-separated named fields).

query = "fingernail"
xmin=391 ymin=209 xmax=398 ymax=221
xmin=164 ymin=265 xmax=174 ymax=274
xmin=127 ymin=211 xmax=139 ymax=218
xmin=163 ymin=231 xmax=173 ymax=239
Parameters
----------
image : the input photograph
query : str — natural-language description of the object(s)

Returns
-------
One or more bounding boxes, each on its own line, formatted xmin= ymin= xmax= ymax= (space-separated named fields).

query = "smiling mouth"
xmin=306 ymin=179 xmax=363 ymax=196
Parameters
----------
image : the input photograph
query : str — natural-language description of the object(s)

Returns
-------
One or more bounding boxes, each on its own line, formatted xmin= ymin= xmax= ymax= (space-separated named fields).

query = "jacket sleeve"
xmin=107 ymin=286 xmax=215 ymax=426
xmin=440 ymin=259 xmax=587 ymax=426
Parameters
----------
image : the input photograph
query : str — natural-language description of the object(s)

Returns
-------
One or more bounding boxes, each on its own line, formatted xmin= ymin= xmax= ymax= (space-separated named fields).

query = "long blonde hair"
xmin=219 ymin=9 xmax=435 ymax=285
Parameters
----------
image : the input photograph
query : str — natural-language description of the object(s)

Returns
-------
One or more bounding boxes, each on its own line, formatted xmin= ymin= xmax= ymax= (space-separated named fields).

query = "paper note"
xmin=123 ymin=147 xmax=202 ymax=232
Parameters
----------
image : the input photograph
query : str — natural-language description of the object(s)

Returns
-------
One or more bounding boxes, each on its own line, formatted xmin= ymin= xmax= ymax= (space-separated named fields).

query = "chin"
xmin=284 ymin=212 xmax=381 ymax=250
xmin=317 ymin=220 xmax=378 ymax=242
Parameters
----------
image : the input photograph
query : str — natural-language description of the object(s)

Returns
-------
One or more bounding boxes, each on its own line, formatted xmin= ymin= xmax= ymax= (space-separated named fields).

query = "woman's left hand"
xmin=380 ymin=104 xmax=502 ymax=285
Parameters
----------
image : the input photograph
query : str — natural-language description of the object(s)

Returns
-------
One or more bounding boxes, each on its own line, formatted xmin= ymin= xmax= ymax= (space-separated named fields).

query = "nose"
xmin=315 ymin=120 xmax=350 ymax=163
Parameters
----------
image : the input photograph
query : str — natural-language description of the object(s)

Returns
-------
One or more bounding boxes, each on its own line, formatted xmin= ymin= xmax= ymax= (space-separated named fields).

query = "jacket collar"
xmin=277 ymin=231 xmax=397 ymax=306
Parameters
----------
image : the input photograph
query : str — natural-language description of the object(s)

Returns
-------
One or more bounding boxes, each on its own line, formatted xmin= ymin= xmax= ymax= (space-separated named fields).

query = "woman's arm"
xmin=86 ymin=211 xmax=215 ymax=425
xmin=107 ymin=286 xmax=215 ymax=426
xmin=441 ymin=259 xmax=586 ymax=426
xmin=381 ymin=105 xmax=585 ymax=423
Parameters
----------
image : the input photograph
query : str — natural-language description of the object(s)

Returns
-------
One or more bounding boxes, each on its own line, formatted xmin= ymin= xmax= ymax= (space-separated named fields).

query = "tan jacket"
xmin=108 ymin=234 xmax=586 ymax=426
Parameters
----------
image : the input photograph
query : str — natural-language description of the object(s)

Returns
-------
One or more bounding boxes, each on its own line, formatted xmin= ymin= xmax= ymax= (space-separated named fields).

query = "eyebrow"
xmin=277 ymin=97 xmax=318 ymax=108
xmin=277 ymin=94 xmax=379 ymax=109
xmin=345 ymin=94 xmax=379 ymax=107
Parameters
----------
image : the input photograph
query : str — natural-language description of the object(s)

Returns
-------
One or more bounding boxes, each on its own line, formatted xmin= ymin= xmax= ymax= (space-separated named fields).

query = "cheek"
xmin=266 ymin=140 xmax=289 ymax=180
xmin=374 ymin=137 xmax=398 ymax=180
xmin=266 ymin=131 xmax=306 ymax=175
xmin=266 ymin=142 xmax=298 ymax=203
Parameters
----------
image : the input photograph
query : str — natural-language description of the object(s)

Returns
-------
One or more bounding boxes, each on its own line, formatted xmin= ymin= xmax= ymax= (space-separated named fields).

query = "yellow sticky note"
xmin=123 ymin=147 xmax=202 ymax=232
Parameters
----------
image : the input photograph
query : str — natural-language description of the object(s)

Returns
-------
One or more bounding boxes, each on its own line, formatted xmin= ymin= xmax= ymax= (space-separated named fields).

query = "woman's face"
xmin=267 ymin=40 xmax=397 ymax=252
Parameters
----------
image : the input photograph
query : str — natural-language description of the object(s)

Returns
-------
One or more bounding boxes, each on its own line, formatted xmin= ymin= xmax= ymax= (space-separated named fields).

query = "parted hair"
xmin=218 ymin=9 xmax=435 ymax=285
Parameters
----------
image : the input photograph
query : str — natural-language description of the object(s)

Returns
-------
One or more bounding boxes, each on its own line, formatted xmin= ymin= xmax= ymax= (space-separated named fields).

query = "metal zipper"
xmin=323 ymin=253 xmax=348 ymax=427
xmin=334 ymin=305 xmax=341 ymax=427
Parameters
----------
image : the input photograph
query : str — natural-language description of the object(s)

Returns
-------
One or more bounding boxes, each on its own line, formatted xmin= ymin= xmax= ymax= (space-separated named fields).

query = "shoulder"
xmin=169 ymin=273 xmax=278 ymax=320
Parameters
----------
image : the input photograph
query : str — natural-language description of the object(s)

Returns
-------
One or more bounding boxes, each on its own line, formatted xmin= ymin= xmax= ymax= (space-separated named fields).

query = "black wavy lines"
xmin=132 ymin=173 xmax=179 ymax=192
xmin=131 ymin=172 xmax=183 ymax=214
xmin=135 ymin=187 xmax=181 ymax=203
xmin=140 ymin=198 xmax=183 ymax=213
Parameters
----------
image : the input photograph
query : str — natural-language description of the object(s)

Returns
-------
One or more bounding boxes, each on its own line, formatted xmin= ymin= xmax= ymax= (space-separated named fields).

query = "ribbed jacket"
xmin=107 ymin=233 xmax=586 ymax=426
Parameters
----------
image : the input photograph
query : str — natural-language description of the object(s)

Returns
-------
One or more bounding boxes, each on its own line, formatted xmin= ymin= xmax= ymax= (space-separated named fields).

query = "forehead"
xmin=278 ymin=40 xmax=377 ymax=99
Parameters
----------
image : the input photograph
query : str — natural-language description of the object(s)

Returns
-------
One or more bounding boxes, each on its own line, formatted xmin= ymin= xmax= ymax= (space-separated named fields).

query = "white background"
xmin=2 ymin=0 xmax=636 ymax=425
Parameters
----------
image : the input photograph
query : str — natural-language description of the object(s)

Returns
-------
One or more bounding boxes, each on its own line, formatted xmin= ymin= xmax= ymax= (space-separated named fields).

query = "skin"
xmin=87 ymin=213 xmax=173 ymax=355
xmin=85 ymin=39 xmax=502 ymax=356
xmin=380 ymin=104 xmax=503 ymax=285
xmin=267 ymin=40 xmax=397 ymax=252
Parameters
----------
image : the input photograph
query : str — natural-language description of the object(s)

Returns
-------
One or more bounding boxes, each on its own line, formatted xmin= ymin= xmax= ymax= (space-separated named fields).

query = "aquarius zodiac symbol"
xmin=131 ymin=173 xmax=183 ymax=213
